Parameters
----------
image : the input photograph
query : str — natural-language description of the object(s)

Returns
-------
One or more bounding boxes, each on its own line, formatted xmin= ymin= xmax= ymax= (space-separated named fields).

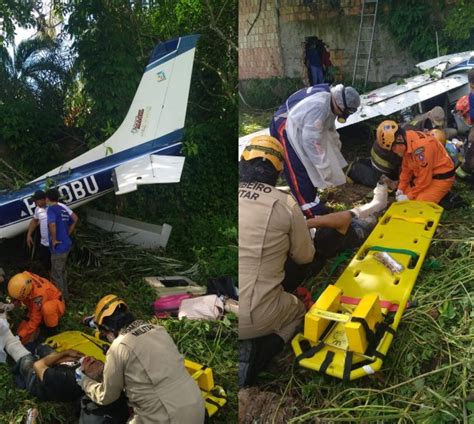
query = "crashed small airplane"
xmin=0 ymin=35 xmax=199 ymax=240
xmin=239 ymin=50 xmax=474 ymax=157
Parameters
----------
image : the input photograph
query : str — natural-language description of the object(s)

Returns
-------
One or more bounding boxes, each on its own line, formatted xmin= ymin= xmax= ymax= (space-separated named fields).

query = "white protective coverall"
xmin=285 ymin=91 xmax=347 ymax=189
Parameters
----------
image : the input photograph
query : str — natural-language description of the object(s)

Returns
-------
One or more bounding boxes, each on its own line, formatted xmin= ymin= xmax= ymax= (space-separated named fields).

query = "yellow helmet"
xmin=94 ymin=295 xmax=127 ymax=326
xmin=8 ymin=272 xmax=33 ymax=300
xmin=376 ymin=120 xmax=399 ymax=150
xmin=241 ymin=135 xmax=285 ymax=171
xmin=428 ymin=129 xmax=447 ymax=145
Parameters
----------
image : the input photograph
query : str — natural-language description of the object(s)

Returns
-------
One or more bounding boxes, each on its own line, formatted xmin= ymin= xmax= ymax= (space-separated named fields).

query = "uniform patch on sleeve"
xmin=414 ymin=146 xmax=425 ymax=162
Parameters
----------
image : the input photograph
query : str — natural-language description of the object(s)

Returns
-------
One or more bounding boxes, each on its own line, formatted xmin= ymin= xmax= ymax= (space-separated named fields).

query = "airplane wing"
xmin=238 ymin=72 xmax=468 ymax=157
xmin=335 ymin=72 xmax=468 ymax=129
xmin=113 ymin=154 xmax=185 ymax=195
xmin=416 ymin=51 xmax=474 ymax=71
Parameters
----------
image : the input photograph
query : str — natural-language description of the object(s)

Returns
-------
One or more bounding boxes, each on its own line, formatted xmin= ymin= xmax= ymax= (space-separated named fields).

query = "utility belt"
xmin=433 ymin=169 xmax=455 ymax=180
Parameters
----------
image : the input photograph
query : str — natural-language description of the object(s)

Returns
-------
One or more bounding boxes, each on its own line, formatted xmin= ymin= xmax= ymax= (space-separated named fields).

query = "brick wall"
xmin=239 ymin=0 xmax=284 ymax=79
xmin=239 ymin=0 xmax=417 ymax=83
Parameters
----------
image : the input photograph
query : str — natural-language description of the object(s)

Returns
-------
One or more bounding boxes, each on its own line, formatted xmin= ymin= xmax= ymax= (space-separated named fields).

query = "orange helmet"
xmin=8 ymin=272 xmax=33 ymax=300
xmin=93 ymin=295 xmax=127 ymax=326
xmin=376 ymin=120 xmax=399 ymax=150
xmin=428 ymin=129 xmax=447 ymax=145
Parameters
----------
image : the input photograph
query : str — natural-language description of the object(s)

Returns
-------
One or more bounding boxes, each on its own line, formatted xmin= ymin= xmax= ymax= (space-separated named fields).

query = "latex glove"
xmin=396 ymin=190 xmax=409 ymax=201
xmin=75 ymin=357 xmax=86 ymax=385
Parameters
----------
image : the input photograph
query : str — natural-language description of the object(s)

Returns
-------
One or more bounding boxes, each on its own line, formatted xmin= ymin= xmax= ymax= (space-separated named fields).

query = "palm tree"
xmin=0 ymin=36 xmax=72 ymax=175
xmin=0 ymin=36 xmax=70 ymax=100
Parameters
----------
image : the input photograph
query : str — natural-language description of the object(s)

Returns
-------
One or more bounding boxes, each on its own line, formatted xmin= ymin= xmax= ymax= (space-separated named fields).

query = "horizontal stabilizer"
xmin=113 ymin=154 xmax=185 ymax=195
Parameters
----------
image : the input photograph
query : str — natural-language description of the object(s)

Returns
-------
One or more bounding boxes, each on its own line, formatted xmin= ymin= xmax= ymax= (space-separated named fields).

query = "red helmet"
xmin=455 ymin=96 xmax=470 ymax=123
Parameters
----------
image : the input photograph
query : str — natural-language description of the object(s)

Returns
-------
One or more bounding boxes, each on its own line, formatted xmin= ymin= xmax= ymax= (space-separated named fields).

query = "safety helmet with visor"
xmin=8 ymin=272 xmax=33 ymax=300
xmin=241 ymin=135 xmax=285 ymax=171
xmin=93 ymin=294 xmax=128 ymax=328
xmin=376 ymin=120 xmax=403 ymax=151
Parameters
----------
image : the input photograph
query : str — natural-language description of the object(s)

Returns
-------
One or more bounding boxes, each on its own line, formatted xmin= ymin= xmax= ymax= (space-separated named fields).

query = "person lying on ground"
xmin=238 ymin=135 xmax=389 ymax=387
xmin=76 ymin=295 xmax=205 ymax=424
xmin=7 ymin=271 xmax=65 ymax=345
xmin=0 ymin=311 xmax=128 ymax=422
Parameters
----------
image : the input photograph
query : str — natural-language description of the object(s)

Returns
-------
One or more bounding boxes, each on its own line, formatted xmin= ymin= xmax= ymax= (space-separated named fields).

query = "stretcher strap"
xmin=319 ymin=351 xmax=335 ymax=374
xmin=343 ymin=351 xmax=353 ymax=382
xmin=295 ymin=341 xmax=325 ymax=363
xmin=351 ymin=317 xmax=376 ymax=351
xmin=340 ymin=295 xmax=403 ymax=312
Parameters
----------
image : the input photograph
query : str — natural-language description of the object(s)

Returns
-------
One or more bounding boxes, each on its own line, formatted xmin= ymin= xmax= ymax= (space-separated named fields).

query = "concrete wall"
xmin=239 ymin=0 xmax=417 ymax=83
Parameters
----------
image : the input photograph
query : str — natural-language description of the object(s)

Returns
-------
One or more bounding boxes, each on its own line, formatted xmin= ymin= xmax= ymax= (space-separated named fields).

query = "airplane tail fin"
xmin=38 ymin=35 xmax=199 ymax=179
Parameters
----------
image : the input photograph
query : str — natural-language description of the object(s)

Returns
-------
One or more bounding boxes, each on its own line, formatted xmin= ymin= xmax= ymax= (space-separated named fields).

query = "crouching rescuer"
xmin=239 ymin=135 xmax=315 ymax=386
xmin=76 ymin=295 xmax=205 ymax=424
xmin=377 ymin=121 xmax=455 ymax=203
xmin=8 ymin=272 xmax=65 ymax=344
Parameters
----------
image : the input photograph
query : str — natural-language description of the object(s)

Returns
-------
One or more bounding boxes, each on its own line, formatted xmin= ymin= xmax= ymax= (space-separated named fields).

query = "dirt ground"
xmin=323 ymin=182 xmax=374 ymax=207
xmin=239 ymin=387 xmax=298 ymax=424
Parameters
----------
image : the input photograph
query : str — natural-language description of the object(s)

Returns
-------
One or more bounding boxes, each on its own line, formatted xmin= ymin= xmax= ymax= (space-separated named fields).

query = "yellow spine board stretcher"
xmin=44 ymin=331 xmax=227 ymax=417
xmin=292 ymin=201 xmax=443 ymax=380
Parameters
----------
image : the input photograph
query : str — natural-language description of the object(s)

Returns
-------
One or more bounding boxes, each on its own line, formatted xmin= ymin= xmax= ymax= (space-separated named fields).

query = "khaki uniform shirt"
xmin=82 ymin=321 xmax=205 ymax=424
xmin=239 ymin=182 xmax=315 ymax=341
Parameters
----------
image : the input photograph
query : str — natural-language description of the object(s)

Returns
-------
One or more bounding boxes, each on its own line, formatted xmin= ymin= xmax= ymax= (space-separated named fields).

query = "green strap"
xmin=369 ymin=246 xmax=419 ymax=260
xmin=328 ymin=249 xmax=353 ymax=278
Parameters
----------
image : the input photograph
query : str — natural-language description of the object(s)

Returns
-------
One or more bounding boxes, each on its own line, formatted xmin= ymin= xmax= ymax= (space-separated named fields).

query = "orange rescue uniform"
xmin=399 ymin=131 xmax=455 ymax=203
xmin=17 ymin=272 xmax=65 ymax=344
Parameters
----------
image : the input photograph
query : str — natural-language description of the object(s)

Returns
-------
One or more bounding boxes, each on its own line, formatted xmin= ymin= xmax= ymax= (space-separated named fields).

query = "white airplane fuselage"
xmin=0 ymin=35 xmax=199 ymax=240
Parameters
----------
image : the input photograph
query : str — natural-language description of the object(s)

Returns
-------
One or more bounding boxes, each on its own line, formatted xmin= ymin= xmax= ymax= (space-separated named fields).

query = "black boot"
xmin=239 ymin=339 xmax=257 ymax=388
xmin=239 ymin=334 xmax=285 ymax=387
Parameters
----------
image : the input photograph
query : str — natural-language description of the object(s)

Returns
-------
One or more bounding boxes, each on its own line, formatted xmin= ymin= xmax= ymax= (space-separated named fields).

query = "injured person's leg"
xmin=350 ymin=182 xmax=388 ymax=221
xmin=306 ymin=182 xmax=389 ymax=273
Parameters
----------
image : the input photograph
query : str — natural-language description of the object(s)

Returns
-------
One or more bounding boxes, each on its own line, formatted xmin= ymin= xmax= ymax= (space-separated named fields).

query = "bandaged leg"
xmin=3 ymin=329 xmax=30 ymax=362
xmin=350 ymin=182 xmax=388 ymax=219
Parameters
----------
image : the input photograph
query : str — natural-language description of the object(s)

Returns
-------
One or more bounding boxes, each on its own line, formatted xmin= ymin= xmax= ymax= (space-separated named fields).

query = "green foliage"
xmin=0 ymin=1 xmax=35 ymax=44
xmin=443 ymin=0 xmax=474 ymax=51
xmin=159 ymin=317 xmax=238 ymax=423
xmin=0 ymin=36 xmax=73 ymax=174
xmin=381 ymin=0 xmax=440 ymax=60
xmin=382 ymin=0 xmax=474 ymax=60
xmin=239 ymin=77 xmax=302 ymax=110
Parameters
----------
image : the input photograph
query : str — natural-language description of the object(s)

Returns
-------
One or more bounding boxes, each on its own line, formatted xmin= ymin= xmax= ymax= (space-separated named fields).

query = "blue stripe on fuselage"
xmin=0 ymin=133 xmax=182 ymax=227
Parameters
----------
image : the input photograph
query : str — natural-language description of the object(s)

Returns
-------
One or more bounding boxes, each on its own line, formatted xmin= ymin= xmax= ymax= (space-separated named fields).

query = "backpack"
xmin=206 ymin=277 xmax=238 ymax=300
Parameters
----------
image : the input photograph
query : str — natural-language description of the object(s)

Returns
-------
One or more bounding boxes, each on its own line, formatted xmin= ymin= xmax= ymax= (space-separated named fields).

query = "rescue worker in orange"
xmin=8 ymin=272 xmax=65 ymax=344
xmin=377 ymin=121 xmax=455 ymax=203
